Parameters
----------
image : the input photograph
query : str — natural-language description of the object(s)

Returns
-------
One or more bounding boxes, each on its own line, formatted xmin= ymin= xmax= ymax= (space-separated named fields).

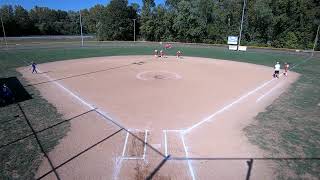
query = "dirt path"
xmin=18 ymin=55 xmax=298 ymax=179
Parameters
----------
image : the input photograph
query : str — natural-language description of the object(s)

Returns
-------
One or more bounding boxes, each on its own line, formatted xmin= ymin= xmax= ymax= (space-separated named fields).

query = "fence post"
xmin=245 ymin=159 xmax=254 ymax=180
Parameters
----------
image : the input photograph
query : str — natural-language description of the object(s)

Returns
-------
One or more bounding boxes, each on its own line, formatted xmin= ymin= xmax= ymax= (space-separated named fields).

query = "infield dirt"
xmin=18 ymin=55 xmax=298 ymax=179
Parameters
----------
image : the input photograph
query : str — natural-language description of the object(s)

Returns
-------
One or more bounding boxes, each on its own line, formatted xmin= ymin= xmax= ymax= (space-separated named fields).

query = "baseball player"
xmin=160 ymin=50 xmax=164 ymax=57
xmin=283 ymin=62 xmax=289 ymax=76
xmin=2 ymin=84 xmax=14 ymax=103
xmin=154 ymin=49 xmax=159 ymax=57
xmin=176 ymin=51 xmax=182 ymax=59
xmin=273 ymin=62 xmax=281 ymax=78
xmin=31 ymin=62 xmax=38 ymax=73
xmin=165 ymin=43 xmax=172 ymax=49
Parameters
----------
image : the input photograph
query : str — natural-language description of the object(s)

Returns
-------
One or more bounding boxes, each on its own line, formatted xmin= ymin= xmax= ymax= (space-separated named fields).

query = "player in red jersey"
xmin=283 ymin=62 xmax=289 ymax=76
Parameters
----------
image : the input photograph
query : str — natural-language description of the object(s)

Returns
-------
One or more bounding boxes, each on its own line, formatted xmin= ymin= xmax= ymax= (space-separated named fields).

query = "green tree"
xmin=0 ymin=5 xmax=17 ymax=36
xmin=13 ymin=6 xmax=34 ymax=35
xmin=140 ymin=0 xmax=156 ymax=41
xmin=0 ymin=0 xmax=319 ymax=49
xmin=246 ymin=0 xmax=273 ymax=45
xmin=82 ymin=4 xmax=105 ymax=34
xmin=97 ymin=0 xmax=136 ymax=41
xmin=172 ymin=0 xmax=206 ymax=42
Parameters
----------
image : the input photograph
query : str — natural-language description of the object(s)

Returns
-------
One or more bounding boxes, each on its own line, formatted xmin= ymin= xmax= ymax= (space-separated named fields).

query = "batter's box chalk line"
xmin=163 ymin=129 xmax=185 ymax=157
xmin=162 ymin=129 xmax=195 ymax=180
xmin=113 ymin=129 xmax=151 ymax=180
xmin=120 ymin=129 xmax=149 ymax=160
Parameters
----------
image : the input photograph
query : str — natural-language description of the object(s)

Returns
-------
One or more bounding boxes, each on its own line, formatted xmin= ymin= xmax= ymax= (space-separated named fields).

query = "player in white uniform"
xmin=273 ymin=62 xmax=281 ymax=78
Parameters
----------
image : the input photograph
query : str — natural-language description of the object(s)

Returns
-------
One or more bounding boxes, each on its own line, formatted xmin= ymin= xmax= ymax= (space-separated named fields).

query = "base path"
xmin=18 ymin=55 xmax=299 ymax=179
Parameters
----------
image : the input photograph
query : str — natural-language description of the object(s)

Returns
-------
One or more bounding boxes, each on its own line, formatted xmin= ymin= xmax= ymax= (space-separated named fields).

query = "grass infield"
xmin=0 ymin=42 xmax=319 ymax=179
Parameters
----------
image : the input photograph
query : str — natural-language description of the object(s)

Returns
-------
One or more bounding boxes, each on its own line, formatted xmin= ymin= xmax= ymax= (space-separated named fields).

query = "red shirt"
xmin=284 ymin=64 xmax=289 ymax=70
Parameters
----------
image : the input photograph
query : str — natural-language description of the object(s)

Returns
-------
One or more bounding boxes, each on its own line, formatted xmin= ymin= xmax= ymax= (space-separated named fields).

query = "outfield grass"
xmin=0 ymin=43 xmax=319 ymax=179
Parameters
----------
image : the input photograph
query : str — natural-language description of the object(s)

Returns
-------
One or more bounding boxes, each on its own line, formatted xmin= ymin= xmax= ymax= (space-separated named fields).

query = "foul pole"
xmin=133 ymin=19 xmax=136 ymax=42
xmin=0 ymin=15 xmax=8 ymax=49
xmin=79 ymin=10 xmax=84 ymax=47
xmin=237 ymin=0 xmax=246 ymax=51
xmin=312 ymin=24 xmax=320 ymax=56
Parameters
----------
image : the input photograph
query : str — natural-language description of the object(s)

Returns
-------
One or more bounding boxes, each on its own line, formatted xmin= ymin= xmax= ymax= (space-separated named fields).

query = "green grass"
xmin=0 ymin=73 xmax=69 ymax=179
xmin=0 ymin=43 xmax=319 ymax=179
xmin=244 ymin=56 xmax=320 ymax=179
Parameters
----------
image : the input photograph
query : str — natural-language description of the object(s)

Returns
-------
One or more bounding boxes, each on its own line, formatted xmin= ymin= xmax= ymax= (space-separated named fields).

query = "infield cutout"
xmin=136 ymin=71 xmax=182 ymax=81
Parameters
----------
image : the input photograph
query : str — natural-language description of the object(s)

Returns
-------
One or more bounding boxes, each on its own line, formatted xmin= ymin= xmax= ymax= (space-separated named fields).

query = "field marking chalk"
xmin=184 ymin=78 xmax=276 ymax=134
xmin=122 ymin=157 xmax=144 ymax=160
xmin=183 ymin=55 xmax=314 ymax=134
xmin=37 ymin=68 xmax=124 ymax=129
xmin=181 ymin=133 xmax=196 ymax=180
xmin=164 ymin=130 xmax=168 ymax=157
xmin=37 ymin=68 xmax=126 ymax=180
xmin=128 ymin=128 xmax=147 ymax=132
xmin=39 ymin=69 xmax=95 ymax=110
xmin=143 ymin=130 xmax=148 ymax=160
xmin=256 ymin=82 xmax=283 ymax=102
xmin=122 ymin=132 xmax=129 ymax=157
xmin=113 ymin=157 xmax=123 ymax=180
xmin=34 ymin=54 xmax=313 ymax=180
xmin=165 ymin=129 xmax=184 ymax=132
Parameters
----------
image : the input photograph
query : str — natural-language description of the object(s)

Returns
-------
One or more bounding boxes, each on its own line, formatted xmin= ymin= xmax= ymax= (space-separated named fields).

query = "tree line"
xmin=0 ymin=0 xmax=319 ymax=49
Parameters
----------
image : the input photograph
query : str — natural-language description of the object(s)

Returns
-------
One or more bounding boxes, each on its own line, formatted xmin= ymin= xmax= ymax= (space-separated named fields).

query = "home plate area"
xmin=121 ymin=129 xmax=148 ymax=160
xmin=114 ymin=129 xmax=163 ymax=179
xmin=114 ymin=129 xmax=195 ymax=179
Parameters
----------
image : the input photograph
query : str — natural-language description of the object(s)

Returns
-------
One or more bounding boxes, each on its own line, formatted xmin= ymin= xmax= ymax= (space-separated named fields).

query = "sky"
xmin=0 ymin=0 xmax=165 ymax=11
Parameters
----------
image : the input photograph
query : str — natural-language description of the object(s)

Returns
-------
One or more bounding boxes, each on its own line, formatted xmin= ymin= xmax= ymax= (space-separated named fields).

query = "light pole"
xmin=237 ymin=0 xmax=246 ymax=51
xmin=133 ymin=19 xmax=136 ymax=42
xmin=0 ymin=13 xmax=8 ymax=49
xmin=79 ymin=10 xmax=84 ymax=47
xmin=312 ymin=24 xmax=320 ymax=56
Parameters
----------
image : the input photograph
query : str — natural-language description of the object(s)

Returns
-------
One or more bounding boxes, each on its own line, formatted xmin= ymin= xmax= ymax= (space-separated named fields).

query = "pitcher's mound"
xmin=136 ymin=71 xmax=182 ymax=81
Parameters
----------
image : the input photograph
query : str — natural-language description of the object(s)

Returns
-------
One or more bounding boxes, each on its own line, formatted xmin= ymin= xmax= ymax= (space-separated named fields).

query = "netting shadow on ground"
xmin=23 ymin=62 xmax=137 ymax=87
xmin=2 ymin=84 xmax=318 ymax=179
xmin=154 ymin=157 xmax=320 ymax=180
xmin=5 ymin=101 xmax=167 ymax=180
xmin=112 ymin=129 xmax=168 ymax=180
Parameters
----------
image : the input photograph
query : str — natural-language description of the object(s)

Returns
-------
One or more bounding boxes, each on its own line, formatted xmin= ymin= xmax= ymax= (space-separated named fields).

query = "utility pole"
xmin=79 ymin=10 xmax=84 ymax=47
xmin=0 ymin=14 xmax=8 ymax=49
xmin=133 ymin=19 xmax=136 ymax=42
xmin=237 ymin=0 xmax=246 ymax=51
xmin=312 ymin=24 xmax=320 ymax=56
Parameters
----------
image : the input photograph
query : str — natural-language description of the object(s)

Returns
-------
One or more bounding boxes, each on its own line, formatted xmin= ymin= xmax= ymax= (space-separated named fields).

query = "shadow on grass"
xmin=0 ymin=71 xmax=70 ymax=179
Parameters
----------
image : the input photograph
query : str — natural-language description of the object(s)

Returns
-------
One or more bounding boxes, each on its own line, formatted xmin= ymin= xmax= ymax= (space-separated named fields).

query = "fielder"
xmin=283 ymin=62 xmax=289 ymax=76
xmin=176 ymin=50 xmax=182 ymax=59
xmin=160 ymin=50 xmax=164 ymax=57
xmin=31 ymin=62 xmax=38 ymax=73
xmin=165 ymin=43 xmax=172 ymax=49
xmin=273 ymin=62 xmax=281 ymax=78
xmin=1 ymin=84 xmax=14 ymax=104
xmin=154 ymin=49 xmax=159 ymax=57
